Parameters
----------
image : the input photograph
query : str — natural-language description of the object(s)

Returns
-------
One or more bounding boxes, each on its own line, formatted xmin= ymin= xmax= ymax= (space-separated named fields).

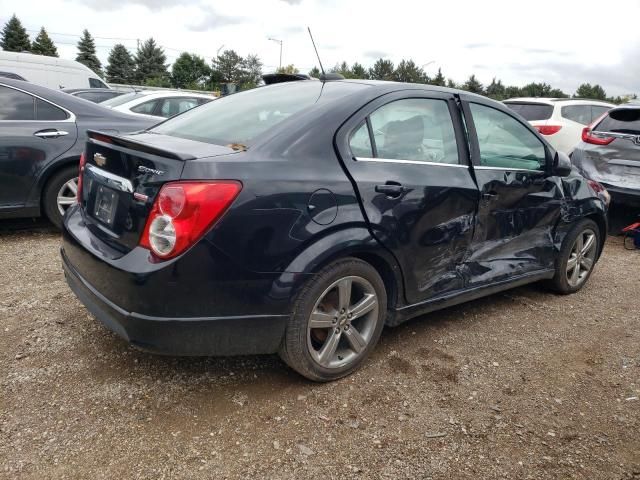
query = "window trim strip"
xmin=354 ymin=157 xmax=468 ymax=168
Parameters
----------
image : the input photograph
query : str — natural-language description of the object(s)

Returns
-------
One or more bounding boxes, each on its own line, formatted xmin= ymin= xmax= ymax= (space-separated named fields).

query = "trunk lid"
xmin=79 ymin=131 xmax=236 ymax=255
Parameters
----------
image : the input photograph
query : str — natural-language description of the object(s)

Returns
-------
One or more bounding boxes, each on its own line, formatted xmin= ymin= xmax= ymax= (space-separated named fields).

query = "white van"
xmin=0 ymin=51 xmax=109 ymax=90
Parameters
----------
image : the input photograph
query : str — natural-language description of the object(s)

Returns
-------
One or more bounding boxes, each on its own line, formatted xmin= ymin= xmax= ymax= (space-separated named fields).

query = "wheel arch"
xmin=26 ymin=154 xmax=81 ymax=213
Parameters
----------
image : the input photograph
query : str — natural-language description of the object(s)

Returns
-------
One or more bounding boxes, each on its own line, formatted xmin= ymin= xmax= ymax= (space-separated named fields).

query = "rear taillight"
xmin=582 ymin=127 xmax=614 ymax=145
xmin=534 ymin=125 xmax=562 ymax=136
xmin=77 ymin=152 xmax=86 ymax=202
xmin=587 ymin=179 xmax=611 ymax=206
xmin=139 ymin=181 xmax=242 ymax=260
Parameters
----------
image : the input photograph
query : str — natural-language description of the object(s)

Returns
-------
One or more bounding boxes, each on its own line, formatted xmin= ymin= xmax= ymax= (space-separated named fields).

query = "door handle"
xmin=375 ymin=183 xmax=408 ymax=198
xmin=34 ymin=129 xmax=69 ymax=138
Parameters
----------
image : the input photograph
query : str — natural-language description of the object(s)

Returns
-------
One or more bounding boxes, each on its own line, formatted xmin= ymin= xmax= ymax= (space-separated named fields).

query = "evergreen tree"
xmin=276 ymin=64 xmax=298 ymax=74
xmin=431 ymin=68 xmax=446 ymax=87
xmin=504 ymin=85 xmax=522 ymax=99
xmin=134 ymin=38 xmax=168 ymax=84
xmin=105 ymin=44 xmax=135 ymax=84
xmin=241 ymin=54 xmax=263 ymax=87
xmin=485 ymin=78 xmax=506 ymax=100
xmin=446 ymin=78 xmax=458 ymax=89
xmin=308 ymin=66 xmax=321 ymax=78
xmin=1 ymin=14 xmax=31 ymax=52
xmin=368 ymin=58 xmax=394 ymax=80
xmin=76 ymin=29 xmax=102 ymax=76
xmin=462 ymin=74 xmax=484 ymax=94
xmin=393 ymin=59 xmax=424 ymax=83
xmin=30 ymin=27 xmax=58 ymax=57
xmin=575 ymin=83 xmax=606 ymax=100
xmin=331 ymin=61 xmax=354 ymax=78
xmin=171 ymin=52 xmax=210 ymax=89
xmin=350 ymin=62 xmax=368 ymax=79
xmin=212 ymin=49 xmax=246 ymax=83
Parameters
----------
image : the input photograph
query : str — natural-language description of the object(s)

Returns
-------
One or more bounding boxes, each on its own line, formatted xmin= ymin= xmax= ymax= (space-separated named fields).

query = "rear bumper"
xmin=62 ymin=250 xmax=288 ymax=355
xmin=602 ymin=183 xmax=640 ymax=206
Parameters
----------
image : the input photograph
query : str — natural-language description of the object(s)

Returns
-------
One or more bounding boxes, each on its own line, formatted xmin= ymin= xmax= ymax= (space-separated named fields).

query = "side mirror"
xmin=552 ymin=151 xmax=572 ymax=177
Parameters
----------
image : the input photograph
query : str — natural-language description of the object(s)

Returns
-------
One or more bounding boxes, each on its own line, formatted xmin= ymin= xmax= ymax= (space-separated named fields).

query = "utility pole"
xmin=268 ymin=37 xmax=283 ymax=69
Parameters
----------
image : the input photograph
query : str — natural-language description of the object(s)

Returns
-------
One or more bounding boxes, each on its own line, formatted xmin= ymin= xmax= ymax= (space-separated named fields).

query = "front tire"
xmin=549 ymin=219 xmax=600 ymax=294
xmin=42 ymin=166 xmax=78 ymax=229
xmin=279 ymin=258 xmax=387 ymax=382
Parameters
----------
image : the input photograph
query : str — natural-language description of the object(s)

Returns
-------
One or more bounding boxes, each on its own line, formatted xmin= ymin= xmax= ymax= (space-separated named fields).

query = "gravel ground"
xmin=1 ymin=213 xmax=639 ymax=479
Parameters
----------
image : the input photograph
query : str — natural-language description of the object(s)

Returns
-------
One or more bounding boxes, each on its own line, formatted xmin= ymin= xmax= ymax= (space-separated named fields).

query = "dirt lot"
xmin=1 ymin=216 xmax=639 ymax=479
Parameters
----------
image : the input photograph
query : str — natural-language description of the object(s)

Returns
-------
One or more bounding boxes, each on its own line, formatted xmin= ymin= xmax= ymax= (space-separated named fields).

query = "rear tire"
xmin=42 ymin=166 xmax=78 ymax=230
xmin=279 ymin=257 xmax=387 ymax=382
xmin=549 ymin=219 xmax=600 ymax=294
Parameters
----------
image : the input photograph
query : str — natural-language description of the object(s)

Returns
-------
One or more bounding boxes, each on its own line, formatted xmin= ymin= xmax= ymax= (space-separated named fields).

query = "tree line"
xmin=1 ymin=13 xmax=636 ymax=103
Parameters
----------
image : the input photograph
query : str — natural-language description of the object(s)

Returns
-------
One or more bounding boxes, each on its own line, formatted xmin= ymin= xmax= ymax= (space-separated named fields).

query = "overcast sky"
xmin=1 ymin=0 xmax=639 ymax=96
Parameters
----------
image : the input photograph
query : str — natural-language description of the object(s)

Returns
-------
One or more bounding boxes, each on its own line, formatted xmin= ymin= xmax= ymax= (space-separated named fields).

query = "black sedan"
xmin=0 ymin=78 xmax=157 ymax=228
xmin=62 ymin=87 xmax=129 ymax=104
xmin=61 ymin=80 xmax=608 ymax=381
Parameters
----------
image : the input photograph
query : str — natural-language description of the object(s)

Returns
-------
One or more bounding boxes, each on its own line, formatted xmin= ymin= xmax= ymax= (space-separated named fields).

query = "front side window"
xmin=470 ymin=103 xmax=546 ymax=171
xmin=0 ymin=86 xmax=34 ymax=120
xmin=131 ymin=100 xmax=159 ymax=115
xmin=561 ymin=105 xmax=592 ymax=125
xmin=89 ymin=77 xmax=108 ymax=88
xmin=364 ymin=98 xmax=459 ymax=164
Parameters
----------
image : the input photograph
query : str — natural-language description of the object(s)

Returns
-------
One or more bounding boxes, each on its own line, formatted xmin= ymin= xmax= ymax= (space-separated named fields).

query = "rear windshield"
xmin=595 ymin=108 xmax=640 ymax=134
xmin=101 ymin=91 xmax=147 ymax=107
xmin=504 ymin=102 xmax=553 ymax=121
xmin=152 ymin=81 xmax=369 ymax=147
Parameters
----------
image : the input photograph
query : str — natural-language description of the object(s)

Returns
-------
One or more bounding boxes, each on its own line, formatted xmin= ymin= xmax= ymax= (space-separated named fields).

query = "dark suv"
xmin=61 ymin=80 xmax=608 ymax=381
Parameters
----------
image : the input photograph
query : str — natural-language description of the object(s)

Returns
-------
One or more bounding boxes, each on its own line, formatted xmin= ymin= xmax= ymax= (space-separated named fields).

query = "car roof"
xmin=0 ymin=77 xmax=144 ymax=119
xmin=131 ymin=90 xmax=215 ymax=99
xmin=505 ymin=97 xmax=615 ymax=107
xmin=62 ymin=87 xmax=115 ymax=94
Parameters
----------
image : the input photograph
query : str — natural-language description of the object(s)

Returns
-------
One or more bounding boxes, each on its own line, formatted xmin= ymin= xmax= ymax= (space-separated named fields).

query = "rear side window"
xmin=35 ymin=98 xmax=68 ymax=120
xmin=0 ymin=86 xmax=34 ymax=120
xmin=504 ymin=102 xmax=553 ymax=121
xmin=591 ymin=106 xmax=610 ymax=123
xmin=349 ymin=122 xmax=373 ymax=157
xmin=595 ymin=109 xmax=640 ymax=134
xmin=470 ymin=103 xmax=546 ymax=171
xmin=131 ymin=100 xmax=159 ymax=115
xmin=362 ymin=98 xmax=459 ymax=164
xmin=561 ymin=105 xmax=592 ymax=125
xmin=158 ymin=98 xmax=200 ymax=118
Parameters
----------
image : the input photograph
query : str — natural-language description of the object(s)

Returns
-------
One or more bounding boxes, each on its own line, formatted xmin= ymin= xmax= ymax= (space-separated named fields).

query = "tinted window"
xmin=158 ymin=98 xmax=200 ymax=118
xmin=89 ymin=77 xmax=108 ymax=88
xmin=591 ymin=106 xmax=610 ymax=123
xmin=504 ymin=102 xmax=553 ymax=121
xmin=368 ymin=98 xmax=459 ymax=164
xmin=561 ymin=105 xmax=592 ymax=125
xmin=131 ymin=100 xmax=159 ymax=115
xmin=349 ymin=122 xmax=373 ymax=157
xmin=152 ymin=81 xmax=368 ymax=146
xmin=35 ymin=98 xmax=68 ymax=120
xmin=0 ymin=86 xmax=34 ymax=120
xmin=595 ymin=109 xmax=640 ymax=134
xmin=470 ymin=103 xmax=546 ymax=171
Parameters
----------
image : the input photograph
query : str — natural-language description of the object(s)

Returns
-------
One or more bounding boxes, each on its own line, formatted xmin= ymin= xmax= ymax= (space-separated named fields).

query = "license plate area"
xmin=93 ymin=184 xmax=118 ymax=227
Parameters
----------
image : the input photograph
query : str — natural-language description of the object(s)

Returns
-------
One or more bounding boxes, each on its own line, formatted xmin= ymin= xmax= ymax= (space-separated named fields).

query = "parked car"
xmin=62 ymin=87 xmax=128 ymax=104
xmin=0 ymin=70 xmax=27 ymax=81
xmin=0 ymin=78 xmax=157 ymax=228
xmin=504 ymin=98 xmax=614 ymax=154
xmin=100 ymin=90 xmax=214 ymax=119
xmin=571 ymin=105 xmax=640 ymax=206
xmin=61 ymin=80 xmax=608 ymax=381
xmin=0 ymin=51 xmax=107 ymax=89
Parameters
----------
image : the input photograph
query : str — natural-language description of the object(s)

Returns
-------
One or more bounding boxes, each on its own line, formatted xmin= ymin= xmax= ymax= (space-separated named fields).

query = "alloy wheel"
xmin=307 ymin=275 xmax=379 ymax=369
xmin=56 ymin=177 xmax=78 ymax=215
xmin=566 ymin=228 xmax=597 ymax=288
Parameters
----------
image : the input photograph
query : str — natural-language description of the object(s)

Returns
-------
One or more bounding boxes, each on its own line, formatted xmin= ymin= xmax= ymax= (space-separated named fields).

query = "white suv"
xmin=504 ymin=98 xmax=614 ymax=154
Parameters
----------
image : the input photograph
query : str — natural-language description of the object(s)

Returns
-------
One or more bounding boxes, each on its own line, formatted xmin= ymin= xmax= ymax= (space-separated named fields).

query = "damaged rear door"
xmin=460 ymin=97 xmax=562 ymax=286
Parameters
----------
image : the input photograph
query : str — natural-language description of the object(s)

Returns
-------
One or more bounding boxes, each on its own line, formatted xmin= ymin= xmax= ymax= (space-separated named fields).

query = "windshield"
xmin=152 ymin=81 xmax=369 ymax=146
xmin=101 ymin=92 xmax=147 ymax=107
xmin=504 ymin=102 xmax=553 ymax=121
xmin=595 ymin=108 xmax=640 ymax=134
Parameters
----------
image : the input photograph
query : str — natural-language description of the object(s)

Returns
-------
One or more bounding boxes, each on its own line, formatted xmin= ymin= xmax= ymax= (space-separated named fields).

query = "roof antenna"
xmin=307 ymin=27 xmax=325 ymax=77
xmin=306 ymin=28 xmax=345 ymax=81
